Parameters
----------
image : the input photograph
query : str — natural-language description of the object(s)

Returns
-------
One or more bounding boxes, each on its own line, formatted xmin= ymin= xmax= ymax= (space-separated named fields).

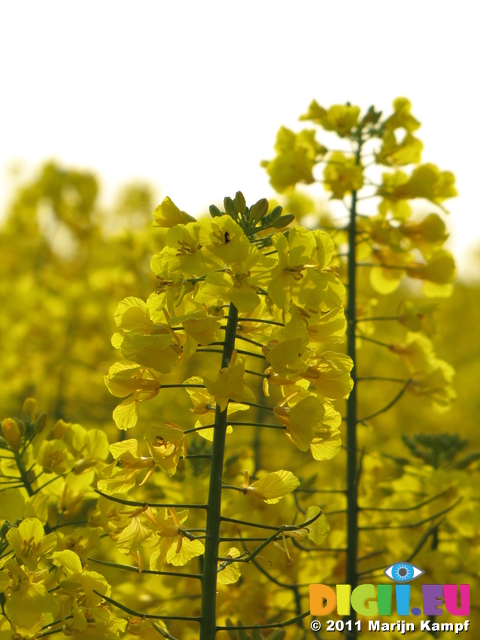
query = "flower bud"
xmin=1 ymin=418 xmax=22 ymax=450
xmin=53 ymin=419 xmax=69 ymax=439
xmin=21 ymin=397 xmax=37 ymax=422
xmin=73 ymin=458 xmax=95 ymax=474
xmin=34 ymin=412 xmax=48 ymax=434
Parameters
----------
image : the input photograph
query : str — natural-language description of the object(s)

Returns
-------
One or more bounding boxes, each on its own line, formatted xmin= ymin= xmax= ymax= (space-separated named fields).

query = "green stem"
xmin=345 ymin=132 xmax=362 ymax=639
xmin=220 ymin=516 xmax=284 ymax=531
xmin=94 ymin=590 xmax=201 ymax=622
xmin=237 ymin=317 xmax=284 ymax=327
xmin=228 ymin=421 xmax=284 ymax=430
xmin=233 ymin=334 xmax=264 ymax=348
xmin=358 ymin=335 xmax=392 ymax=349
xmin=94 ymin=489 xmax=207 ymax=509
xmin=222 ymin=484 xmax=247 ymax=494
xmin=355 ymin=316 xmax=399 ymax=323
xmin=357 ymin=376 xmax=407 ymax=383
xmin=87 ymin=556 xmax=202 ymax=579
xmin=13 ymin=450 xmax=34 ymax=497
xmin=200 ymin=302 xmax=238 ymax=639
xmin=245 ymin=369 xmax=269 ymax=378
xmin=239 ymin=401 xmax=273 ymax=412
xmin=358 ymin=380 xmax=410 ymax=423
xmin=217 ymin=611 xmax=309 ymax=632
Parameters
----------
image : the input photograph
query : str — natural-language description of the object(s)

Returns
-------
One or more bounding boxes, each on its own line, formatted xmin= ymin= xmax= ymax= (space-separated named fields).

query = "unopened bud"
xmin=21 ymin=397 xmax=38 ymax=422
xmin=1 ymin=418 xmax=22 ymax=450
xmin=250 ymin=198 xmax=270 ymax=221
xmin=34 ymin=412 xmax=48 ymax=434
xmin=53 ymin=419 xmax=69 ymax=439
xmin=0 ymin=520 xmax=11 ymax=538
xmin=73 ymin=458 xmax=95 ymax=474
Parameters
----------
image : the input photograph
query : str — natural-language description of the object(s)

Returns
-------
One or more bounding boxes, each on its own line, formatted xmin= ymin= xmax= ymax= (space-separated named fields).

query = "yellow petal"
xmin=247 ymin=470 xmax=300 ymax=503
xmin=116 ymin=517 xmax=152 ymax=555
xmin=152 ymin=197 xmax=196 ymax=227
xmin=166 ymin=537 xmax=204 ymax=566
xmin=113 ymin=397 xmax=139 ymax=431
xmin=217 ymin=547 xmax=242 ymax=585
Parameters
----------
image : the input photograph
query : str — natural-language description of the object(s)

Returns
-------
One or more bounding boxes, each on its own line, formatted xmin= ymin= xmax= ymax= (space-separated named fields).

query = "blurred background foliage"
xmin=1 ymin=161 xmax=479 ymax=637
xmin=0 ymin=163 xmax=158 ymax=431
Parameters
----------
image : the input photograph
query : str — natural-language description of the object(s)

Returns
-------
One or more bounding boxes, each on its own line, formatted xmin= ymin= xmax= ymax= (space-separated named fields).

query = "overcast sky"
xmin=1 ymin=1 xmax=479 ymax=276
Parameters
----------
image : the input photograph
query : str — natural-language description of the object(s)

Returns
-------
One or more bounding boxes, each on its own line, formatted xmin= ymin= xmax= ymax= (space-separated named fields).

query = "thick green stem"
xmin=200 ymin=303 xmax=238 ymax=639
xmin=13 ymin=450 xmax=34 ymax=497
xmin=345 ymin=133 xmax=362 ymax=639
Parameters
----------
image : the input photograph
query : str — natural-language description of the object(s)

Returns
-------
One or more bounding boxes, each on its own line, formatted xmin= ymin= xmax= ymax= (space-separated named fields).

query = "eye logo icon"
xmin=384 ymin=562 xmax=424 ymax=583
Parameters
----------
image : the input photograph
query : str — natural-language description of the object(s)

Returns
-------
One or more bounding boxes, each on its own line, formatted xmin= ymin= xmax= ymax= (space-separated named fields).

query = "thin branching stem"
xmin=233 ymin=334 xmax=265 ymax=349
xmin=291 ymin=541 xmax=347 ymax=553
xmin=237 ymin=317 xmax=284 ymax=327
xmin=358 ymin=380 xmax=410 ymax=423
xmin=245 ymin=369 xmax=269 ymax=378
xmin=183 ymin=423 xmax=215 ymax=435
xmin=220 ymin=516 xmax=286 ymax=531
xmin=160 ymin=383 xmax=205 ymax=389
xmin=359 ymin=490 xmax=450 ymax=512
xmin=294 ymin=488 xmax=346 ymax=494
xmin=218 ymin=512 xmax=322 ymax=565
xmin=239 ymin=401 xmax=273 ymax=412
xmin=359 ymin=498 xmax=461 ymax=531
xmin=151 ymin=621 xmax=180 ymax=640
xmin=32 ymin=472 xmax=67 ymax=495
xmin=357 ymin=520 xmax=446 ymax=578
xmin=356 ymin=334 xmax=392 ymax=349
xmin=88 ymin=557 xmax=202 ymax=579
xmin=217 ymin=611 xmax=310 ymax=632
xmin=235 ymin=348 xmax=266 ymax=360
xmin=356 ymin=316 xmax=399 ymax=323
xmin=357 ymin=262 xmax=406 ymax=270
xmin=222 ymin=484 xmax=247 ymax=494
xmin=0 ymin=485 xmax=23 ymax=492
xmin=219 ymin=536 xmax=272 ymax=542
xmin=48 ymin=520 xmax=89 ymax=531
xmin=94 ymin=488 xmax=207 ymax=509
xmin=94 ymin=590 xmax=202 ymax=622
xmin=183 ymin=454 xmax=212 ymax=459
xmin=228 ymin=421 xmax=285 ymax=430
xmin=357 ymin=376 xmax=407 ymax=383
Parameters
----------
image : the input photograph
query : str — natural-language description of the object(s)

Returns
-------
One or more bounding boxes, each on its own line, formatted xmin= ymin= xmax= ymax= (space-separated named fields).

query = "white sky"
xmin=1 ymin=1 xmax=479 ymax=277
